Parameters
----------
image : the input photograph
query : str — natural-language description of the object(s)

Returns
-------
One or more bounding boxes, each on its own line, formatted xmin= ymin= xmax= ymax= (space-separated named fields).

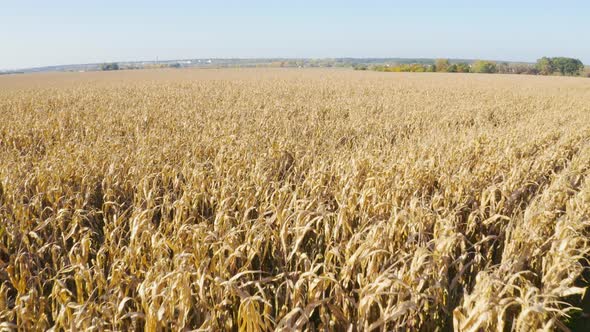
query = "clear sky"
xmin=1 ymin=0 xmax=589 ymax=69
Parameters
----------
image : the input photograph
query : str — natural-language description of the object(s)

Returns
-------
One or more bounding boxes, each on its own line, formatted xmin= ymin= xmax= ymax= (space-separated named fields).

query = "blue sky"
xmin=1 ymin=0 xmax=589 ymax=69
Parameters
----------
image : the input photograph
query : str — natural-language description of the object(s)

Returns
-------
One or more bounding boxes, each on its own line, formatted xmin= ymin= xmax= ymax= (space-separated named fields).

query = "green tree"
xmin=551 ymin=57 xmax=584 ymax=76
xmin=435 ymin=58 xmax=450 ymax=72
xmin=408 ymin=63 xmax=427 ymax=72
xmin=446 ymin=63 xmax=470 ymax=73
xmin=472 ymin=60 xmax=497 ymax=73
xmin=455 ymin=63 xmax=471 ymax=73
xmin=536 ymin=57 xmax=555 ymax=75
xmin=100 ymin=63 xmax=119 ymax=71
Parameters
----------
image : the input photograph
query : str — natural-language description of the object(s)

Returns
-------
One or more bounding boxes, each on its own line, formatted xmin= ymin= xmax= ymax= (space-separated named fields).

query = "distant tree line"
xmin=366 ymin=57 xmax=586 ymax=77
xmin=99 ymin=62 xmax=189 ymax=71
xmin=100 ymin=63 xmax=120 ymax=71
xmin=370 ymin=60 xmax=495 ymax=74
xmin=371 ymin=63 xmax=436 ymax=73
xmin=535 ymin=57 xmax=584 ymax=76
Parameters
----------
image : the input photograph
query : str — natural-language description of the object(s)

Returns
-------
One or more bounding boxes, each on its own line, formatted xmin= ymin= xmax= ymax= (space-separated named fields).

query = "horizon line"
xmin=1 ymin=56 xmax=559 ymax=72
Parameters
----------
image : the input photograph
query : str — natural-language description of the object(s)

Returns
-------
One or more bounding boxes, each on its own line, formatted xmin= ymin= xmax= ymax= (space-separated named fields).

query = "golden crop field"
xmin=1 ymin=68 xmax=590 ymax=331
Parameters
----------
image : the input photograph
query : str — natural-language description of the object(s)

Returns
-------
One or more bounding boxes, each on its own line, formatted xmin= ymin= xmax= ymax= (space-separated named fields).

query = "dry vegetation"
xmin=1 ymin=69 xmax=590 ymax=331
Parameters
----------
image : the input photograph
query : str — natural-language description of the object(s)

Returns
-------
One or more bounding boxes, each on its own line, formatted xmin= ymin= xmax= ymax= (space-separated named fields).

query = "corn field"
xmin=1 ymin=69 xmax=590 ymax=331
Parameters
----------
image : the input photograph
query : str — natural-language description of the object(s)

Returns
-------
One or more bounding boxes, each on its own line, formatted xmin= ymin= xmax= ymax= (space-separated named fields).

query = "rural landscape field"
xmin=1 ymin=68 xmax=590 ymax=331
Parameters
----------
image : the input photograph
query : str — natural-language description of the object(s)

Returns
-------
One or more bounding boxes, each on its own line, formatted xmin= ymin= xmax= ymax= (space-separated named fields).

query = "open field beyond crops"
xmin=1 ymin=69 xmax=590 ymax=331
